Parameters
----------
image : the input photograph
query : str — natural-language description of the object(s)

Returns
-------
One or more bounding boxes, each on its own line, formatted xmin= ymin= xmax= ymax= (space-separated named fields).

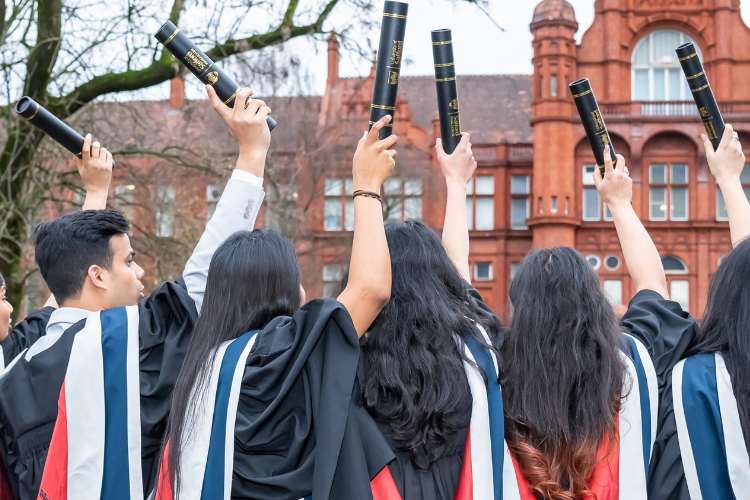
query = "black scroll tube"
xmin=154 ymin=20 xmax=277 ymax=132
xmin=676 ymin=42 xmax=724 ymax=151
xmin=569 ymin=78 xmax=617 ymax=177
xmin=369 ymin=1 xmax=408 ymax=140
xmin=15 ymin=97 xmax=115 ymax=166
xmin=431 ymin=29 xmax=461 ymax=155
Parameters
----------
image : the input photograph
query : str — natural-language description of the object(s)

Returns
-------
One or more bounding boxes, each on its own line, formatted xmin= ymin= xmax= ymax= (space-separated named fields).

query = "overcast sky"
xmin=173 ymin=0 xmax=750 ymax=100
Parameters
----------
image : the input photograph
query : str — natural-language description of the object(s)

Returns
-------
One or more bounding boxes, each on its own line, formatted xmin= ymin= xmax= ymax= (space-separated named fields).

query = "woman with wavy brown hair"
xmin=498 ymin=148 xmax=696 ymax=500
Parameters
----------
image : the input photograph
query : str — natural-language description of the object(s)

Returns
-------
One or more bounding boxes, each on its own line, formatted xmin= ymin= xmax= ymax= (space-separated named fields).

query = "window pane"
xmin=476 ymin=198 xmax=494 ymax=230
xmin=668 ymin=68 xmax=681 ymax=101
xmin=345 ymin=178 xmax=353 ymax=196
xmin=510 ymin=263 xmax=521 ymax=280
xmin=650 ymin=164 xmax=667 ymax=184
xmin=207 ymin=203 xmax=217 ymax=223
xmin=476 ymin=176 xmax=494 ymax=195
xmin=671 ymin=187 xmax=688 ymax=220
xmin=717 ymin=188 xmax=728 ymax=220
xmin=323 ymin=264 xmax=342 ymax=281
xmin=550 ymin=75 xmax=558 ymax=97
xmin=671 ymin=280 xmax=689 ymax=312
xmin=603 ymin=280 xmax=623 ymax=305
xmin=510 ymin=198 xmax=527 ymax=229
xmin=742 ymin=164 xmax=750 ymax=184
xmin=325 ymin=179 xmax=342 ymax=196
xmin=650 ymin=188 xmax=667 ymax=220
xmin=634 ymin=69 xmax=650 ymax=100
xmin=633 ymin=37 xmax=650 ymax=65
xmin=475 ymin=262 xmax=493 ymax=280
xmin=344 ymin=200 xmax=354 ymax=231
xmin=652 ymin=30 xmax=683 ymax=64
xmin=604 ymin=203 xmax=613 ymax=221
xmin=582 ymin=165 xmax=597 ymax=186
xmin=384 ymin=178 xmax=402 ymax=196
xmin=672 ymin=164 xmax=688 ymax=184
xmin=156 ymin=185 xmax=176 ymax=238
xmin=206 ymin=184 xmax=223 ymax=202
xmin=324 ymin=199 xmax=342 ymax=230
xmin=404 ymin=198 xmax=422 ymax=221
xmin=510 ymin=176 xmax=529 ymax=194
xmin=115 ymin=185 xmax=135 ymax=223
xmin=653 ymin=69 xmax=665 ymax=100
xmin=583 ymin=188 xmax=601 ymax=220
xmin=466 ymin=198 xmax=473 ymax=230
xmin=745 ymin=187 xmax=750 ymax=203
xmin=404 ymin=179 xmax=422 ymax=195
xmin=386 ymin=200 xmax=402 ymax=221
xmin=550 ymin=196 xmax=558 ymax=213
xmin=322 ymin=284 xmax=337 ymax=299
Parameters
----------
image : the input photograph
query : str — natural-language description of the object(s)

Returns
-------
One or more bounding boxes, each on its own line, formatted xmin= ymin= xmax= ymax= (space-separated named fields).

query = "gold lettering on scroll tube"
xmin=449 ymin=99 xmax=458 ymax=110
xmin=699 ymin=107 xmax=709 ymax=118
xmin=704 ymin=121 xmax=718 ymax=140
xmin=389 ymin=71 xmax=399 ymax=85
xmin=591 ymin=110 xmax=605 ymax=131
xmin=185 ymin=49 xmax=208 ymax=71
xmin=601 ymin=135 xmax=610 ymax=146
xmin=391 ymin=41 xmax=403 ymax=66
xmin=451 ymin=115 xmax=461 ymax=137
xmin=206 ymin=71 xmax=219 ymax=85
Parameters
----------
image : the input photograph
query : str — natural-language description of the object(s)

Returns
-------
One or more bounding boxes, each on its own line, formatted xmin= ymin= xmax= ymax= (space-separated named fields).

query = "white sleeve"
xmin=182 ymin=169 xmax=265 ymax=313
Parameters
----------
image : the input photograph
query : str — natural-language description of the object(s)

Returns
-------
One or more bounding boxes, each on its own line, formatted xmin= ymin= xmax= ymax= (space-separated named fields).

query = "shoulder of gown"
xmin=462 ymin=279 xmax=504 ymax=348
xmin=0 ymin=306 xmax=55 ymax=366
xmin=231 ymin=298 xmax=394 ymax=500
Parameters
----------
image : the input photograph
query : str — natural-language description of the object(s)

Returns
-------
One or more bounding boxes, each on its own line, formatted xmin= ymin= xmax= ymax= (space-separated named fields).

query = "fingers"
xmin=368 ymin=115 xmax=392 ymax=140
xmin=592 ymin=163 xmax=603 ymax=189
xmin=615 ymin=154 xmax=626 ymax=172
xmin=233 ymin=88 xmax=254 ymax=118
xmin=92 ymin=141 xmax=101 ymax=159
xmin=101 ymin=148 xmax=112 ymax=166
xmin=244 ymin=98 xmax=266 ymax=116
xmin=701 ymin=133 xmax=714 ymax=156
xmin=381 ymin=134 xmax=398 ymax=151
xmin=386 ymin=149 xmax=398 ymax=159
xmin=207 ymin=85 xmax=232 ymax=121
xmin=603 ymin=145 xmax=614 ymax=176
xmin=82 ymin=134 xmax=91 ymax=162
xmin=255 ymin=105 xmax=272 ymax=122
xmin=457 ymin=132 xmax=471 ymax=151
xmin=720 ymin=123 xmax=734 ymax=150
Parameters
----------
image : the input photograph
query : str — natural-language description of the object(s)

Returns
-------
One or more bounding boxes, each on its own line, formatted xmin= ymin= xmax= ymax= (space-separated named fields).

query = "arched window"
xmin=662 ymin=255 xmax=688 ymax=274
xmin=661 ymin=256 xmax=690 ymax=311
xmin=632 ymin=30 xmax=701 ymax=101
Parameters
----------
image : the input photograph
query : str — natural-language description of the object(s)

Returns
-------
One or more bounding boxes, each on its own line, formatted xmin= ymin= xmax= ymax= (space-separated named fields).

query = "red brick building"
xmin=29 ymin=0 xmax=750 ymax=321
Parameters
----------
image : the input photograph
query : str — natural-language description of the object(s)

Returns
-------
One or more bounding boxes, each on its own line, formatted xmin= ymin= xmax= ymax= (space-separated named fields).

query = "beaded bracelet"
xmin=352 ymin=190 xmax=382 ymax=203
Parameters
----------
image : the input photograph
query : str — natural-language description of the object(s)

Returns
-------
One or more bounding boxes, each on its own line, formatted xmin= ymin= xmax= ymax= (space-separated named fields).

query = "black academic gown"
xmin=620 ymin=290 xmax=699 ymax=500
xmin=0 ymin=307 xmax=55 ymax=367
xmin=356 ymin=281 xmax=503 ymax=500
xmin=229 ymin=298 xmax=395 ymax=500
xmin=0 ymin=279 xmax=197 ymax=500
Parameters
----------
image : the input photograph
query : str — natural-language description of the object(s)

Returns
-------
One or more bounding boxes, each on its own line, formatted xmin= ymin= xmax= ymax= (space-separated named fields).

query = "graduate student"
xmin=142 ymin=114 xmax=399 ymax=500
xmin=488 ymin=148 xmax=695 ymax=500
xmin=0 ymin=87 xmax=270 ymax=500
xmin=648 ymin=125 xmax=750 ymax=499
xmin=351 ymin=133 xmax=502 ymax=500
xmin=0 ymin=134 xmax=111 ymax=368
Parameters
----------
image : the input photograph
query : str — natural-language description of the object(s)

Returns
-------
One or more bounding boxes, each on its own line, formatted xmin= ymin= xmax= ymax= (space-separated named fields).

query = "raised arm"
xmin=437 ymin=133 xmax=476 ymax=283
xmin=594 ymin=147 xmax=669 ymax=299
xmin=79 ymin=134 xmax=113 ymax=210
xmin=337 ymin=116 xmax=397 ymax=336
xmin=704 ymin=124 xmax=750 ymax=246
xmin=182 ymin=87 xmax=270 ymax=313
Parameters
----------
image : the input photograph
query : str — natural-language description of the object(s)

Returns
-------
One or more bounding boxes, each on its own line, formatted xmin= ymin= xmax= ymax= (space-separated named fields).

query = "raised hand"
xmin=593 ymin=146 xmax=631 ymax=210
xmin=436 ymin=133 xmax=476 ymax=187
xmin=705 ymin=123 xmax=745 ymax=186
xmin=79 ymin=133 xmax=113 ymax=210
xmin=352 ymin=115 xmax=398 ymax=192
xmin=207 ymin=86 xmax=271 ymax=177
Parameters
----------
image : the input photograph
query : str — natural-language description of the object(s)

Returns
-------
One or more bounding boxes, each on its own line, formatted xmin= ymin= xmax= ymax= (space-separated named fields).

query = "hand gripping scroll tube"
xmin=154 ymin=20 xmax=277 ymax=132
xmin=431 ymin=29 xmax=461 ymax=155
xmin=676 ymin=42 xmax=724 ymax=151
xmin=369 ymin=1 xmax=408 ymax=140
xmin=569 ymin=78 xmax=616 ymax=177
xmin=15 ymin=97 xmax=115 ymax=166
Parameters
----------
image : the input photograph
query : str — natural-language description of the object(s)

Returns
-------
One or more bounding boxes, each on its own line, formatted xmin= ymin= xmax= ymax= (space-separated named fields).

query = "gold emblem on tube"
xmin=206 ymin=71 xmax=219 ymax=85
xmin=451 ymin=115 xmax=461 ymax=137
xmin=591 ymin=110 xmax=605 ymax=131
xmin=185 ymin=49 xmax=208 ymax=71
xmin=704 ymin=121 xmax=718 ymax=139
xmin=389 ymin=71 xmax=399 ymax=85
xmin=449 ymin=99 xmax=458 ymax=110
xmin=163 ymin=27 xmax=180 ymax=46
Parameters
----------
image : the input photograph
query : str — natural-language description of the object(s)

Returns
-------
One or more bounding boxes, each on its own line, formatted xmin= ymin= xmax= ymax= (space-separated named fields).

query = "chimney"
xmin=169 ymin=77 xmax=185 ymax=110
xmin=327 ymin=33 xmax=340 ymax=88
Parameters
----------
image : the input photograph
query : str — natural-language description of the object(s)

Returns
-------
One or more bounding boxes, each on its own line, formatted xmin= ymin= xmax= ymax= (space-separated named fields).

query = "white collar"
xmin=47 ymin=306 xmax=96 ymax=331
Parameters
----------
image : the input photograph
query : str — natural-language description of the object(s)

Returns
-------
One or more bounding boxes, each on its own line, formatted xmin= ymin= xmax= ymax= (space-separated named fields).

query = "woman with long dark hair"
xmin=495 ymin=148 xmax=697 ymax=500
xmin=154 ymin=115 xmax=399 ymax=500
xmin=354 ymin=134 xmax=503 ymax=500
xmin=648 ymin=126 xmax=750 ymax=499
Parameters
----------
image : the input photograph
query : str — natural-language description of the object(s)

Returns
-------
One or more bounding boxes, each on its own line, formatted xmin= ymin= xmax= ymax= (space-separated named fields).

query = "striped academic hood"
xmin=37 ymin=306 xmax=143 ymax=500
xmin=673 ymin=353 xmax=750 ymax=499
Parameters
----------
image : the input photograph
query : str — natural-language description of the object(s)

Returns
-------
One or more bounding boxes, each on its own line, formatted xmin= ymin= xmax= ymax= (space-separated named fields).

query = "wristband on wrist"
xmin=352 ymin=190 xmax=382 ymax=203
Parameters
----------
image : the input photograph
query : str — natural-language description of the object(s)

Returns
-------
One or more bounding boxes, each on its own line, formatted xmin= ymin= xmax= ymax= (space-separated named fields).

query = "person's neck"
xmin=59 ymin=294 xmax=105 ymax=312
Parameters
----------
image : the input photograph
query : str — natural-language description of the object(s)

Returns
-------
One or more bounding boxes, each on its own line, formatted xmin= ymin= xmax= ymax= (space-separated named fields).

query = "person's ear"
xmin=87 ymin=265 xmax=108 ymax=291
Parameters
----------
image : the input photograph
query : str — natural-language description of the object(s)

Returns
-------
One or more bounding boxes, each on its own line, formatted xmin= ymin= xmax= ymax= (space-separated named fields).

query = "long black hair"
xmin=687 ymin=237 xmax=750 ymax=451
xmin=359 ymin=220 xmax=498 ymax=470
xmin=163 ymin=229 xmax=301 ymax=496
xmin=503 ymin=247 xmax=625 ymax=500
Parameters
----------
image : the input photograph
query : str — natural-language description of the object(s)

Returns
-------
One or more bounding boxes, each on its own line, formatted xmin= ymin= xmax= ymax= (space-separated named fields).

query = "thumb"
xmin=457 ymin=132 xmax=471 ymax=150
xmin=702 ymin=133 xmax=714 ymax=158
xmin=592 ymin=164 xmax=603 ymax=189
